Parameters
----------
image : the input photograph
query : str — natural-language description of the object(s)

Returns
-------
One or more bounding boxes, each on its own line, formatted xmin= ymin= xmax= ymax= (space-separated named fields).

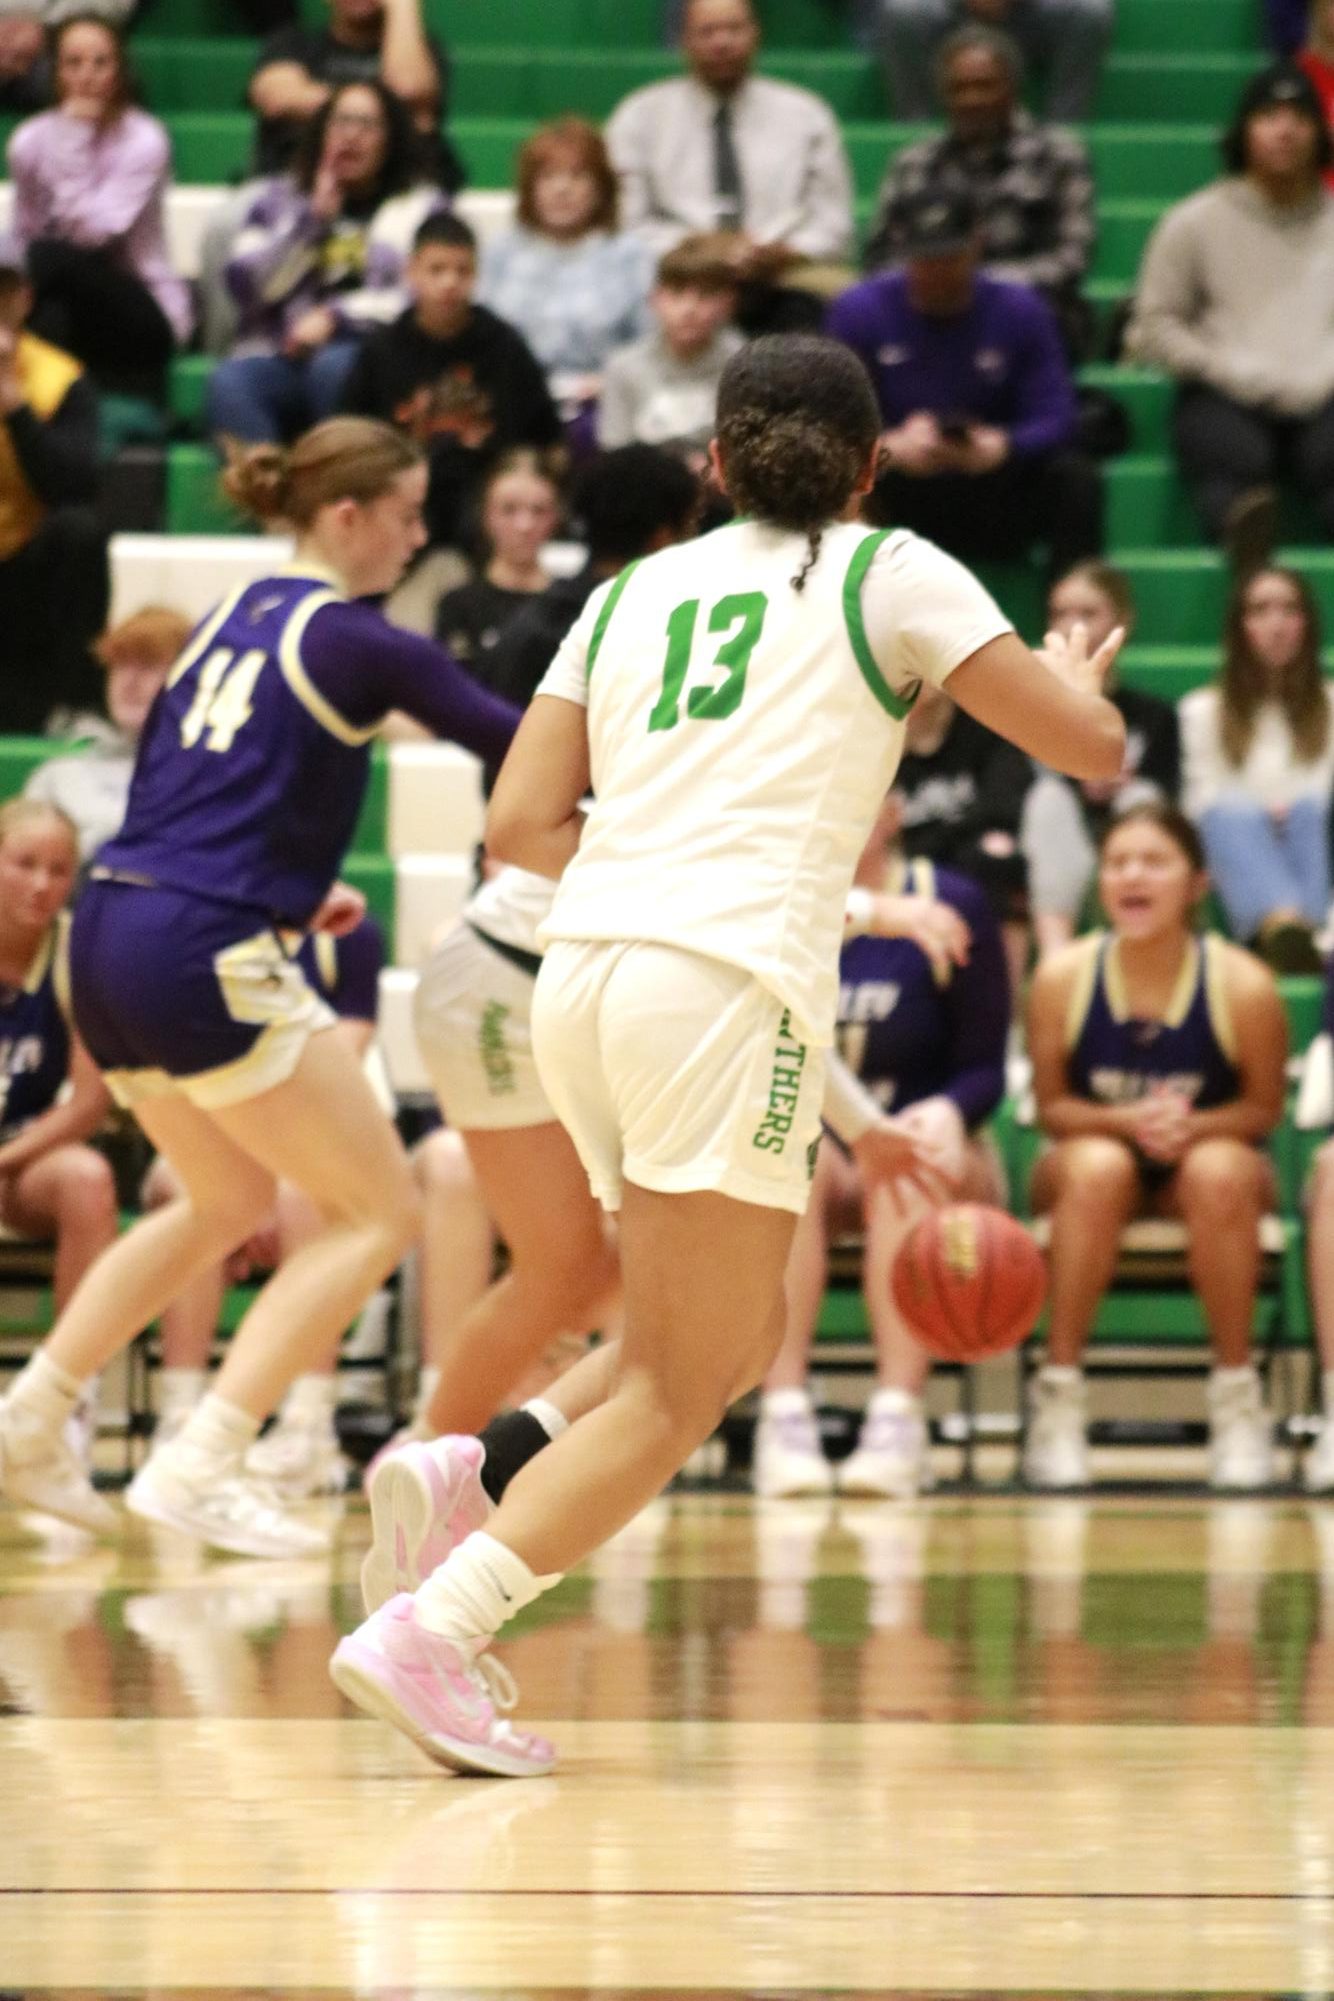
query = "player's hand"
xmin=1035 ymin=617 xmax=1125 ymax=698
xmin=284 ymin=305 xmax=337 ymax=355
xmin=867 ymin=892 xmax=971 ymax=979
xmin=1131 ymin=1088 xmax=1193 ymax=1164
xmin=311 ymin=880 xmax=366 ymax=936
xmin=938 ymin=424 xmax=1010 ymax=477
xmin=879 ymin=413 xmax=946 ymax=478
xmin=895 ymin=1099 xmax=968 ymax=1193
xmin=852 ymin=1120 xmax=948 ymax=1213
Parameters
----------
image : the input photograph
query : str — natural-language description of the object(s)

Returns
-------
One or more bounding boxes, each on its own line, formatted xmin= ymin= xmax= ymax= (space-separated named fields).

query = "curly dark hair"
xmin=715 ymin=334 xmax=880 ymax=592
xmin=292 ymin=78 xmax=424 ymax=206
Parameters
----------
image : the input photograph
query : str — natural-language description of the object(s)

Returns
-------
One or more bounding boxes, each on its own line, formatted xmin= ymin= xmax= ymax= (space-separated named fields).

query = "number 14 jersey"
xmin=536 ymin=520 xmax=1011 ymax=1047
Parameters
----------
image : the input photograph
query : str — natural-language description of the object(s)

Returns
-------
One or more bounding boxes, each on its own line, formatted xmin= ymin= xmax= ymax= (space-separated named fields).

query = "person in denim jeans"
xmin=1180 ymin=566 xmax=1334 ymax=970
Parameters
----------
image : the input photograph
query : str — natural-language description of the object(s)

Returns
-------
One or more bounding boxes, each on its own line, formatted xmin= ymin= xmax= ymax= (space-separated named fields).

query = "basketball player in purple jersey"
xmin=0 ymin=418 xmax=519 ymax=1558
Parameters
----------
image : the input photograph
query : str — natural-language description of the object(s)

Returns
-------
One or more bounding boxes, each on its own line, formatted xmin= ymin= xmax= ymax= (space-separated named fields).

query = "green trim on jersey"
xmin=584 ymin=560 xmax=641 ymax=680
xmin=842 ymin=530 xmax=915 ymax=720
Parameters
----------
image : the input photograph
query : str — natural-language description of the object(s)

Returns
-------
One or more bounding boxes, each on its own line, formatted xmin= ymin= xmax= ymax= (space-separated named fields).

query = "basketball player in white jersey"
xmin=330 ymin=333 xmax=1127 ymax=1775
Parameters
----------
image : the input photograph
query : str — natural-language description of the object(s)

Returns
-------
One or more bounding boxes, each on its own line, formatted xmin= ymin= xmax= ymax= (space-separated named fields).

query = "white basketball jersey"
xmin=536 ymin=518 xmax=1011 ymax=1045
xmin=466 ymin=864 xmax=555 ymax=957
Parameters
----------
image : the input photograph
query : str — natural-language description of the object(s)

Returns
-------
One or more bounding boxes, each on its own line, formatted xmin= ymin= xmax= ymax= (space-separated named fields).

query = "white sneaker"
xmin=1208 ymin=1370 xmax=1274 ymax=1492
xmin=0 ymin=1395 xmax=117 ymax=1535
xmin=1022 ymin=1370 xmax=1089 ymax=1490
xmin=1304 ymin=1419 xmax=1334 ymax=1495
xmin=837 ymin=1394 xmax=933 ymax=1499
xmin=751 ymin=1402 xmax=832 ymax=1498
xmin=126 ymin=1448 xmax=330 ymax=1558
xmin=246 ymin=1418 xmax=351 ymax=1499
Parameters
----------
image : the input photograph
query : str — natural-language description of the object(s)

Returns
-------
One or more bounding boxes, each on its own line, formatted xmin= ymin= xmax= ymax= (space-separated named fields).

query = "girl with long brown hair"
xmin=1181 ymin=564 xmax=1334 ymax=968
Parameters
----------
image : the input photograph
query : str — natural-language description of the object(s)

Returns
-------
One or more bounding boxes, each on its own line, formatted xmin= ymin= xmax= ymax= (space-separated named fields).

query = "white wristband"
xmin=844 ymin=885 xmax=875 ymax=938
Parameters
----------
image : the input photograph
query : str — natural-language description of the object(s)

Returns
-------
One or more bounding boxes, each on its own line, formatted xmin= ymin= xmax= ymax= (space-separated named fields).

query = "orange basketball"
xmin=891 ymin=1204 xmax=1047 ymax=1362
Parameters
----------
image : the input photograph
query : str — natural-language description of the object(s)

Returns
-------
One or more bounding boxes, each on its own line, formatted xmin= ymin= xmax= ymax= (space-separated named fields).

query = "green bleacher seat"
xmin=133 ymin=38 xmax=257 ymax=113
xmin=353 ymin=745 xmax=389 ymax=855
xmin=1281 ymin=978 xmax=1326 ymax=1058
xmin=343 ymin=853 xmax=396 ymax=938
xmin=0 ymin=738 xmax=55 ymax=801
xmin=169 ymin=354 xmax=211 ymax=429
xmin=165 ymin=442 xmax=236 ymax=535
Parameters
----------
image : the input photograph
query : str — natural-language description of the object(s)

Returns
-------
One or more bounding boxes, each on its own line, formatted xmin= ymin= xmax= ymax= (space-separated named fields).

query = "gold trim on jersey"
xmin=166 ymin=588 xmax=248 ymax=690
xmin=312 ymin=928 xmax=339 ymax=991
xmin=277 ymin=590 xmax=380 ymax=748
xmin=1201 ymin=933 xmax=1238 ymax=1063
xmin=1104 ymin=934 xmax=1199 ymax=1030
xmin=1062 ymin=933 xmax=1104 ymax=1051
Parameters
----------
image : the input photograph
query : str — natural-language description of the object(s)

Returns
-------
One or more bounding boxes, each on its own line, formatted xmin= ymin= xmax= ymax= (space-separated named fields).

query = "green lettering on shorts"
xmin=752 ymin=1008 xmax=807 ymax=1153
xmin=479 ymin=1000 xmax=517 ymax=1096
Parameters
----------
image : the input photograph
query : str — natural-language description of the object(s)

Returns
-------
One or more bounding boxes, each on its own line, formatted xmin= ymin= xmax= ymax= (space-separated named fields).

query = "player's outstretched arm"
xmin=946 ymin=621 xmax=1126 ymax=783
xmin=486 ymin=694 xmax=591 ymax=880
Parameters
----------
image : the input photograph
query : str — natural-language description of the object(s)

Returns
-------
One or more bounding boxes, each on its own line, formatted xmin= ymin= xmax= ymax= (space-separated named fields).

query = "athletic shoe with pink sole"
xmin=329 ymin=1592 xmax=556 ymax=1777
xmin=360 ymin=1434 xmax=491 ymax=1615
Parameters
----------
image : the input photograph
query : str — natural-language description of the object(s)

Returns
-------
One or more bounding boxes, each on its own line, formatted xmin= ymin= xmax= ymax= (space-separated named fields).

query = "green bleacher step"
xmin=343 ymin=853 xmax=396 ymax=938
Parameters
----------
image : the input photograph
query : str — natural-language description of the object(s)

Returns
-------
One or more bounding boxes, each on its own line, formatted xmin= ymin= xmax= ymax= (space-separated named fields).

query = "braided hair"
xmin=714 ymin=335 xmax=880 ymax=592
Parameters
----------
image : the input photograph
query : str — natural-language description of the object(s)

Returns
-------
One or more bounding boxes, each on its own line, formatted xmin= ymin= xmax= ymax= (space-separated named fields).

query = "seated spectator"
xmin=598 ymin=234 xmax=743 ymax=461
xmin=829 ymin=188 xmax=1103 ymax=580
xmin=434 ymin=450 xmax=563 ymax=691
xmin=339 ymin=212 xmax=563 ymax=555
xmin=606 ymin=0 xmax=855 ymax=335
xmin=1022 ymin=563 xmax=1181 ymax=959
xmin=894 ymin=681 xmax=1033 ymax=985
xmin=24 ymin=605 xmax=188 ymax=857
xmin=0 ymin=798 xmax=115 ymax=1370
xmin=247 ymin=0 xmax=456 ymax=189
xmin=864 ymin=24 xmax=1096 ymax=360
xmin=0 ymin=236 xmax=107 ymax=733
xmin=146 ymin=912 xmax=383 ymax=1495
xmin=1299 ymin=945 xmax=1334 ymax=1491
xmin=8 ymin=17 xmax=192 ymax=399
xmin=877 ymin=0 xmax=1113 ymax=123
xmin=1180 ymin=566 xmax=1333 ymax=970
xmin=1025 ymin=802 xmax=1287 ymax=1492
xmin=478 ymin=119 xmax=653 ymax=426
xmin=1127 ymin=67 xmax=1334 ymax=574
xmin=1299 ymin=0 xmax=1334 ymax=184
xmin=753 ymin=793 xmax=1010 ymax=1502
xmin=208 ymin=80 xmax=441 ymax=444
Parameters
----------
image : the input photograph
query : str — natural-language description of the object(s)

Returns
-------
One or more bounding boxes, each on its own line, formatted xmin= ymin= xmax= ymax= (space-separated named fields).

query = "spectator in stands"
xmin=434 ymin=450 xmax=563 ymax=692
xmin=606 ymin=0 xmax=855 ymax=334
xmin=478 ymin=119 xmax=653 ymax=431
xmin=893 ymin=684 xmax=1033 ymax=986
xmin=877 ymin=0 xmax=1113 ymax=123
xmin=1298 ymin=0 xmax=1334 ymax=183
xmin=207 ymin=80 xmax=441 ymax=444
xmin=829 ymin=187 xmax=1103 ymax=579
xmin=24 ymin=605 xmax=188 ymax=858
xmin=1022 ymin=563 xmax=1180 ymax=959
xmin=8 ymin=17 xmax=192 ymax=400
xmin=753 ymin=793 xmax=1010 ymax=1501
xmin=864 ymin=25 xmax=1096 ymax=360
xmin=0 ymin=2 xmax=53 ymax=113
xmin=483 ymin=443 xmax=699 ymax=721
xmin=1180 ymin=566 xmax=1334 ymax=971
xmin=247 ymin=0 xmax=456 ymax=189
xmin=339 ymin=211 xmax=563 ymax=556
xmin=1127 ymin=66 xmax=1334 ymax=575
xmin=0 ymin=235 xmax=106 ymax=733
xmin=598 ymin=234 xmax=744 ymax=460
xmin=0 ymin=797 xmax=115 ymax=1366
xmin=1025 ymin=801 xmax=1288 ymax=1491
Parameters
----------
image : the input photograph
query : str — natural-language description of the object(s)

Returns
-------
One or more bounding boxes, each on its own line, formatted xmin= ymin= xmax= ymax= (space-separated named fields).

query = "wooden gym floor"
xmin=4 ymin=1486 xmax=1334 ymax=1995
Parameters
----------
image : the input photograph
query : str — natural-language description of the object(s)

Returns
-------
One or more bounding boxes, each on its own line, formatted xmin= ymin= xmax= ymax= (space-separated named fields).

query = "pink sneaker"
xmin=329 ymin=1593 xmax=556 ymax=1777
xmin=360 ymin=1435 xmax=491 ymax=1615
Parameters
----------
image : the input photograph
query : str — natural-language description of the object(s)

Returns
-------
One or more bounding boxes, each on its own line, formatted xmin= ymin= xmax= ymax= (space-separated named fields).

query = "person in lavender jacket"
xmin=826 ymin=184 xmax=1103 ymax=581
xmin=8 ymin=16 xmax=192 ymax=398
xmin=207 ymin=77 xmax=441 ymax=443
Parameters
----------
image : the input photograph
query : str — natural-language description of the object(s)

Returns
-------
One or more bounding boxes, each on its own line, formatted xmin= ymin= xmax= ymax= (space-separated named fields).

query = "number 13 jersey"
xmin=536 ymin=520 xmax=1012 ymax=1047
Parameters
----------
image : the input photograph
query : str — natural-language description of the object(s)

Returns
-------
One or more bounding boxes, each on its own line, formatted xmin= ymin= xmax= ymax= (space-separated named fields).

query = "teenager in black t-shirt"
xmin=434 ymin=449 xmax=563 ymax=691
xmin=339 ymin=212 xmax=564 ymax=550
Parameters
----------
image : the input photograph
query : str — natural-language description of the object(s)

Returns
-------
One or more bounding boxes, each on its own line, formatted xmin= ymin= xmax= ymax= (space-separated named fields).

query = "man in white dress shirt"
xmin=605 ymin=0 xmax=855 ymax=332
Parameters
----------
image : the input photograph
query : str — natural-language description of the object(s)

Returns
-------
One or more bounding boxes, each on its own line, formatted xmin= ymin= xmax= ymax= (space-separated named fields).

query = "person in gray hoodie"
xmin=1128 ymin=65 xmax=1334 ymax=574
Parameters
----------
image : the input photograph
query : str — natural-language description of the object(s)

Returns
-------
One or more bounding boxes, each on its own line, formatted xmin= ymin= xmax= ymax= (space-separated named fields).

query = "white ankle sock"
xmin=413 ymin=1364 xmax=441 ymax=1418
xmin=8 ymin=1351 xmax=84 ymax=1432
xmin=157 ymin=1367 xmax=207 ymax=1420
xmin=281 ymin=1374 xmax=339 ymax=1424
xmin=414 ymin=1529 xmax=562 ymax=1646
xmin=867 ymin=1387 xmax=919 ymax=1417
xmin=522 ymin=1396 xmax=568 ymax=1442
xmin=760 ymin=1388 xmax=812 ymax=1420
xmin=170 ymin=1392 xmax=259 ymax=1476
xmin=1212 ymin=1365 xmax=1256 ymax=1390
xmin=1042 ymin=1365 xmax=1082 ymax=1389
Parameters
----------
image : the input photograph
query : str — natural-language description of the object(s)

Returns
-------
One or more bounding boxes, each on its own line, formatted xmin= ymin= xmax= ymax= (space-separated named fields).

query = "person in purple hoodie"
xmin=826 ymin=185 xmax=1103 ymax=581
